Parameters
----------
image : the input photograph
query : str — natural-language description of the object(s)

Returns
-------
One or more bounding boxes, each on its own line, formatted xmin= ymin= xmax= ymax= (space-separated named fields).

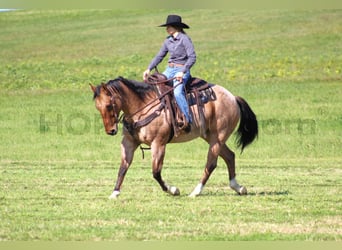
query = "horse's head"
xmin=90 ymin=83 xmax=122 ymax=136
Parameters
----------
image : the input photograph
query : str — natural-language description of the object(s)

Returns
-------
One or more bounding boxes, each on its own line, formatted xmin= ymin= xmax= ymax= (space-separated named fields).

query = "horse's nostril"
xmin=107 ymin=129 xmax=117 ymax=136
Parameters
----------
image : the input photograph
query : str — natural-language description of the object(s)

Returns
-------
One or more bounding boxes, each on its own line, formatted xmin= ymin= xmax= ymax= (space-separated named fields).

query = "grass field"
xmin=0 ymin=10 xmax=341 ymax=240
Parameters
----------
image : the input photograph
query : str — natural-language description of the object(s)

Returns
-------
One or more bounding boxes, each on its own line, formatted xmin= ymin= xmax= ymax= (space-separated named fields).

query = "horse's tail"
xmin=235 ymin=96 xmax=258 ymax=152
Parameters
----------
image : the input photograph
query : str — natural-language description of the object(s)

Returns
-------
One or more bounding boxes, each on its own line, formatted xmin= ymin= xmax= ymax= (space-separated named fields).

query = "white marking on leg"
xmin=230 ymin=178 xmax=247 ymax=195
xmin=167 ymin=185 xmax=180 ymax=196
xmin=108 ymin=190 xmax=120 ymax=199
xmin=189 ymin=183 xmax=204 ymax=197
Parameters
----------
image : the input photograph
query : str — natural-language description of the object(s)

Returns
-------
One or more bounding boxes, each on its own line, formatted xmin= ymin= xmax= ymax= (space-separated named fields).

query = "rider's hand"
xmin=143 ymin=69 xmax=150 ymax=81
xmin=175 ymin=72 xmax=184 ymax=82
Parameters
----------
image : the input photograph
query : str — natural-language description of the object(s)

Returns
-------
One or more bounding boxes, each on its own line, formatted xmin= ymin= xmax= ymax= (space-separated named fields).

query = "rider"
xmin=143 ymin=14 xmax=196 ymax=131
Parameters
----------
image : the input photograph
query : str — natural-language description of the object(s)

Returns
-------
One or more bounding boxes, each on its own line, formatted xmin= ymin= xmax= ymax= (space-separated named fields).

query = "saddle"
xmin=146 ymin=72 xmax=216 ymax=137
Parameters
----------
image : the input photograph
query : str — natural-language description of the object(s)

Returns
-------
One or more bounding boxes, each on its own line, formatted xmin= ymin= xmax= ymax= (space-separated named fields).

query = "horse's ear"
xmin=89 ymin=84 xmax=96 ymax=93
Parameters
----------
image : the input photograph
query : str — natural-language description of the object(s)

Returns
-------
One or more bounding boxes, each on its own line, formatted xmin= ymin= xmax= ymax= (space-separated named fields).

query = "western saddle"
xmin=145 ymin=72 xmax=216 ymax=137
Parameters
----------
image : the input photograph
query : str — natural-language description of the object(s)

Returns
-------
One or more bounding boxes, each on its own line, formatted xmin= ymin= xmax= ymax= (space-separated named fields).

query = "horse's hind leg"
xmin=220 ymin=144 xmax=247 ymax=195
xmin=151 ymin=143 xmax=180 ymax=196
xmin=189 ymin=141 xmax=220 ymax=197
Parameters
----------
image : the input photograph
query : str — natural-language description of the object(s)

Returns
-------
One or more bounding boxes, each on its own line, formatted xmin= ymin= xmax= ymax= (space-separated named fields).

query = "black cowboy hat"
xmin=159 ymin=14 xmax=190 ymax=29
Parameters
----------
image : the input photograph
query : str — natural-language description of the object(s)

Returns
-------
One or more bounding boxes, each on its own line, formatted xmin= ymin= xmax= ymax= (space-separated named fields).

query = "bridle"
xmin=102 ymin=83 xmax=123 ymax=125
xmin=101 ymin=76 xmax=180 ymax=129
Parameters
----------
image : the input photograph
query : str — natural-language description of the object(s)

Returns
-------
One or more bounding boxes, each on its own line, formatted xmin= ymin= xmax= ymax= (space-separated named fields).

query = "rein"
xmin=146 ymin=76 xmax=176 ymax=85
xmin=105 ymin=76 xmax=181 ymax=131
xmin=112 ymin=76 xmax=179 ymax=159
xmin=123 ymin=77 xmax=179 ymax=121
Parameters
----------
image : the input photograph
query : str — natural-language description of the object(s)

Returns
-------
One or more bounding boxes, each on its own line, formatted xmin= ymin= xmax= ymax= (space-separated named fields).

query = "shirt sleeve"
xmin=181 ymin=35 xmax=196 ymax=73
xmin=148 ymin=40 xmax=168 ymax=71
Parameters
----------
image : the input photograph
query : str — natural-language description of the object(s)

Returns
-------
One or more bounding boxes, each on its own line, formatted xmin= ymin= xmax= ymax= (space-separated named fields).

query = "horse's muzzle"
xmin=107 ymin=129 xmax=117 ymax=136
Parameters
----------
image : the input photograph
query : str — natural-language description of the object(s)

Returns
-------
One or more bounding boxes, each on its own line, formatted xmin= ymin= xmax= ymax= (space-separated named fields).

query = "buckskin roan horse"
xmin=90 ymin=75 xmax=258 ymax=199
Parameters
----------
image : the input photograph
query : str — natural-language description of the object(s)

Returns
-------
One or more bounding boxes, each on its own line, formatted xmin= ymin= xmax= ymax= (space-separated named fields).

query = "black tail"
xmin=235 ymin=96 xmax=258 ymax=152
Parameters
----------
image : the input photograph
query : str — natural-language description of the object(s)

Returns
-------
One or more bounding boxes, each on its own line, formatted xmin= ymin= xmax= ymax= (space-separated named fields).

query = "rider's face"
xmin=166 ymin=26 xmax=177 ymax=36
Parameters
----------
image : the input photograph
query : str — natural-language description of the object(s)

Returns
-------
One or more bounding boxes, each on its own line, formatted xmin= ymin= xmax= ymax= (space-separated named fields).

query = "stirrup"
xmin=177 ymin=120 xmax=191 ymax=133
xmin=184 ymin=123 xmax=191 ymax=133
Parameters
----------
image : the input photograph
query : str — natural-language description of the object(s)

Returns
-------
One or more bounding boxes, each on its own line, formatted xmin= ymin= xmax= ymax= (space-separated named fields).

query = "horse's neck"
xmin=120 ymin=87 xmax=157 ymax=118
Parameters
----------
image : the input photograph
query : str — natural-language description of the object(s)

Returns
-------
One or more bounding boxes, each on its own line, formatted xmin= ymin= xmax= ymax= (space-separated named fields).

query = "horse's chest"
xmin=137 ymin=127 xmax=150 ymax=143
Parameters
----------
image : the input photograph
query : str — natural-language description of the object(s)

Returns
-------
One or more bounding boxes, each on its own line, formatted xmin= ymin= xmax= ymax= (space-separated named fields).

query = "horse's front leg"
xmin=151 ymin=143 xmax=180 ymax=196
xmin=109 ymin=138 xmax=138 ymax=199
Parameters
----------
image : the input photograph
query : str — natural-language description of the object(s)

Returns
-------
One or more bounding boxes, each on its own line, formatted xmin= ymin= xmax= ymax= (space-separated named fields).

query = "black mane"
xmin=93 ymin=76 xmax=154 ymax=100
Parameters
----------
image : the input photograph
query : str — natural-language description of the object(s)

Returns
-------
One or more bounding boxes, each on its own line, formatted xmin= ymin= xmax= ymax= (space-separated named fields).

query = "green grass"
xmin=0 ymin=10 xmax=341 ymax=241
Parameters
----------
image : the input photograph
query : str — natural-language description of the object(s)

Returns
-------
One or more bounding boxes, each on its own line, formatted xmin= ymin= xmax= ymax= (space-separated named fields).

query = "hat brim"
xmin=159 ymin=22 xmax=189 ymax=29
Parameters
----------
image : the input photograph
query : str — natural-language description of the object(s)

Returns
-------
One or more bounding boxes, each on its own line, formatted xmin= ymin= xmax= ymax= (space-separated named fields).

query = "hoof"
xmin=188 ymin=192 xmax=198 ymax=198
xmin=108 ymin=190 xmax=120 ymax=199
xmin=230 ymin=178 xmax=247 ymax=195
xmin=167 ymin=186 xmax=180 ymax=196
xmin=238 ymin=186 xmax=247 ymax=195
xmin=189 ymin=183 xmax=203 ymax=198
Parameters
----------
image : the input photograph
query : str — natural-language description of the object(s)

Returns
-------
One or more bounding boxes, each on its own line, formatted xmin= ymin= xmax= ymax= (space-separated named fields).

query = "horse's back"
xmin=205 ymin=84 xmax=240 ymax=130
xmin=212 ymin=84 xmax=236 ymax=104
xmin=170 ymin=84 xmax=240 ymax=143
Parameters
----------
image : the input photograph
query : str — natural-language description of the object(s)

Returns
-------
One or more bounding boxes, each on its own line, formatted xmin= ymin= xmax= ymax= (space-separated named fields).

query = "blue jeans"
xmin=163 ymin=66 xmax=192 ymax=123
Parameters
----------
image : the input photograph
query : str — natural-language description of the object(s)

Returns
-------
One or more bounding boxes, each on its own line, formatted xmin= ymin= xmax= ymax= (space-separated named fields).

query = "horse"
xmin=90 ymin=76 xmax=258 ymax=199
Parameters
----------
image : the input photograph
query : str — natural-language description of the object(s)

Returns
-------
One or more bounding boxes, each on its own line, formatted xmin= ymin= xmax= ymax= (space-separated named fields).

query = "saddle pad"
xmin=187 ymin=87 xmax=216 ymax=106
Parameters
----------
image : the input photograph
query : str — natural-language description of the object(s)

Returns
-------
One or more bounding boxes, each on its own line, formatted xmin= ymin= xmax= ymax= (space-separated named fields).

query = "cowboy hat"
xmin=159 ymin=15 xmax=190 ymax=29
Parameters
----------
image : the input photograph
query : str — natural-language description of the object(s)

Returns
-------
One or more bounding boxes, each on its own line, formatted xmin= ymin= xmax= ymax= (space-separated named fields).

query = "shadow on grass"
xmin=197 ymin=189 xmax=291 ymax=197
xmin=247 ymin=190 xmax=290 ymax=196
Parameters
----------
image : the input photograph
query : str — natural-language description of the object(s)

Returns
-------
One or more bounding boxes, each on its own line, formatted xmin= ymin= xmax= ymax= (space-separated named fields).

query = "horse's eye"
xmin=106 ymin=105 xmax=113 ymax=111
